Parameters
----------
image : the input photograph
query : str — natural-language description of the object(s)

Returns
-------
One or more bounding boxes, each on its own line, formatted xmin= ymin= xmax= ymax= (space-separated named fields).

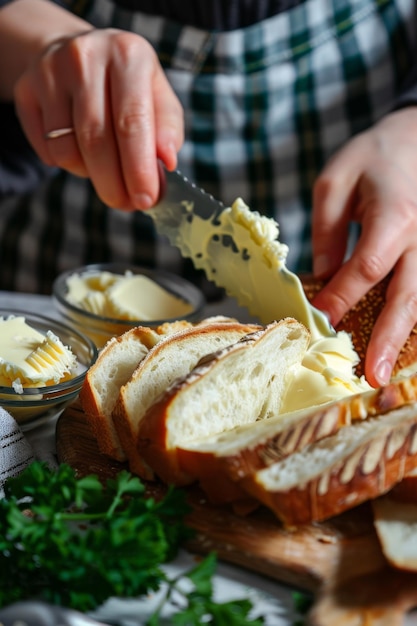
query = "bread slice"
xmin=176 ymin=373 xmax=417 ymax=503
xmin=241 ymin=402 xmax=417 ymax=527
xmin=137 ymin=319 xmax=311 ymax=486
xmin=79 ymin=326 xmax=163 ymax=460
xmin=112 ymin=320 xmax=260 ymax=478
xmin=372 ymin=460 xmax=417 ymax=572
xmin=372 ymin=495 xmax=417 ymax=572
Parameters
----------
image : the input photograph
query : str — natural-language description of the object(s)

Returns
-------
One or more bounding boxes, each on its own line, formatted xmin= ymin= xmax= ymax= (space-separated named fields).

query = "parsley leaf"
xmin=147 ymin=553 xmax=264 ymax=625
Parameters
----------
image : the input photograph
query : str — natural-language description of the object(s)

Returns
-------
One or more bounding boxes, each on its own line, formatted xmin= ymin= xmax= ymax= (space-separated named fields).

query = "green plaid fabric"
xmin=0 ymin=0 xmax=415 ymax=293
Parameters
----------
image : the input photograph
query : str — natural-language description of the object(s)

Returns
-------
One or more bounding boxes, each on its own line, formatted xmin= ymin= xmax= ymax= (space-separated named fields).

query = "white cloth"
xmin=0 ymin=407 xmax=34 ymax=497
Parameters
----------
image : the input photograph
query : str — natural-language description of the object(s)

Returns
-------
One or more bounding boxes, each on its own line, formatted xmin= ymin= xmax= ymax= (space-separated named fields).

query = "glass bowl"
xmin=52 ymin=263 xmax=206 ymax=348
xmin=0 ymin=309 xmax=98 ymax=428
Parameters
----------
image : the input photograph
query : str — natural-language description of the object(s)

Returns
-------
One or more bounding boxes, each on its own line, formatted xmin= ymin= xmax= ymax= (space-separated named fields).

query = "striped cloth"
xmin=0 ymin=0 xmax=416 ymax=293
xmin=0 ymin=408 xmax=34 ymax=497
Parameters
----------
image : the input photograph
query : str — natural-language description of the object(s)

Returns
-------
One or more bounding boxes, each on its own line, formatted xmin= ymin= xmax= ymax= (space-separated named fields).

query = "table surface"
xmin=2 ymin=290 xmax=417 ymax=626
xmin=1 ymin=289 xmax=256 ymax=321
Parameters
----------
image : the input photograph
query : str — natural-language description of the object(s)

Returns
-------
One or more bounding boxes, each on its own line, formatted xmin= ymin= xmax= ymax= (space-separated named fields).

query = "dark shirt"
xmin=114 ymin=0 xmax=302 ymax=30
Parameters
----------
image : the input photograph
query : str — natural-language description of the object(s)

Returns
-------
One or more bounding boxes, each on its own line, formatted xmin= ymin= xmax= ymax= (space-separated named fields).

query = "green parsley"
xmin=0 ymin=461 xmax=264 ymax=624
xmin=292 ymin=590 xmax=314 ymax=625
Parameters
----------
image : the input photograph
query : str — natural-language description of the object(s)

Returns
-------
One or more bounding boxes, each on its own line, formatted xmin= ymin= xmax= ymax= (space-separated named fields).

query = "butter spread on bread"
xmin=66 ymin=270 xmax=194 ymax=320
xmin=137 ymin=319 xmax=310 ymax=485
xmin=0 ymin=315 xmax=77 ymax=391
xmin=282 ymin=331 xmax=370 ymax=412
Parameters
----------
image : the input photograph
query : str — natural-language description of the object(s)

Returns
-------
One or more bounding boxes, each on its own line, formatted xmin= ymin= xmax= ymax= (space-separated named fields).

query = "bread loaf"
xmin=241 ymin=403 xmax=417 ymax=526
xmin=176 ymin=373 xmax=417 ymax=504
xmin=112 ymin=320 xmax=260 ymax=478
xmin=137 ymin=319 xmax=311 ymax=486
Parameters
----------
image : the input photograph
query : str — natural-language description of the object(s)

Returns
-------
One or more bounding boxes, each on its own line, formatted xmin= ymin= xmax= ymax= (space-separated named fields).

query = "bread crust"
xmin=79 ymin=326 xmax=161 ymax=460
xmin=242 ymin=404 xmax=417 ymax=526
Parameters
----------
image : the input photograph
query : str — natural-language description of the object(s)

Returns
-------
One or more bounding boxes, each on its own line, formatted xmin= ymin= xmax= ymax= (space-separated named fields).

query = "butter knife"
xmin=148 ymin=168 xmax=335 ymax=339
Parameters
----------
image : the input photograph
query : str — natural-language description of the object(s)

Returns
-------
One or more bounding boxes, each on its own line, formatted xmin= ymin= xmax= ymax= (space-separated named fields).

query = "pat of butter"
xmin=0 ymin=316 xmax=77 ymax=391
xmin=66 ymin=271 xmax=193 ymax=321
xmin=280 ymin=332 xmax=371 ymax=413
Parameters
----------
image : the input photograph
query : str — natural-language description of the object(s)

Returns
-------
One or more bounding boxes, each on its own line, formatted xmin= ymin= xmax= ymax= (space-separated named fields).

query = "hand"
xmin=14 ymin=28 xmax=184 ymax=210
xmin=311 ymin=107 xmax=417 ymax=387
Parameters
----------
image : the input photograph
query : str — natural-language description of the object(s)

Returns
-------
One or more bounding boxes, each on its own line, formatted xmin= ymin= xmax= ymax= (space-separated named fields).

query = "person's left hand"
xmin=311 ymin=107 xmax=417 ymax=387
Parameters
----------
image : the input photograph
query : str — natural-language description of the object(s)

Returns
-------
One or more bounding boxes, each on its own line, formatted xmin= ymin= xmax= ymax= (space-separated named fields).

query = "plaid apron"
xmin=0 ymin=0 xmax=416 ymax=293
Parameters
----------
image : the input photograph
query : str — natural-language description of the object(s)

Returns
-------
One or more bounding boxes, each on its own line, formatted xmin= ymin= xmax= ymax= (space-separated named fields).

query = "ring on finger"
xmin=45 ymin=127 xmax=75 ymax=140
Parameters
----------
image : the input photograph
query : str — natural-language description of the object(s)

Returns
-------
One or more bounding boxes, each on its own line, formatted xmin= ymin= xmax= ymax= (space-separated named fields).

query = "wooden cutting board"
xmin=57 ymin=401 xmax=417 ymax=626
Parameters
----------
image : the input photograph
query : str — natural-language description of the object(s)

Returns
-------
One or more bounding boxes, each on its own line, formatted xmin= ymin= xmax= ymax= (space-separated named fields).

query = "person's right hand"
xmin=14 ymin=28 xmax=184 ymax=210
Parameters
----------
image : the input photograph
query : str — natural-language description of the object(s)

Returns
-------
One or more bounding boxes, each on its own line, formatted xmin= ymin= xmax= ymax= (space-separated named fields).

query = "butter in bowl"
xmin=0 ymin=310 xmax=97 ymax=428
xmin=52 ymin=263 xmax=205 ymax=348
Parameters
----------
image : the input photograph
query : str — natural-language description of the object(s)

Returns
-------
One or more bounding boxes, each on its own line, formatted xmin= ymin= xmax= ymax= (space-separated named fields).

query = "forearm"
xmin=0 ymin=0 xmax=92 ymax=101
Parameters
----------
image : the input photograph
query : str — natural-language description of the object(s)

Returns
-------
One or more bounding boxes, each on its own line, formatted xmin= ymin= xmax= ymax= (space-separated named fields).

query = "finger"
xmin=14 ymin=77 xmax=55 ymax=166
xmin=13 ymin=38 xmax=90 ymax=178
xmin=45 ymin=127 xmax=89 ymax=178
xmin=110 ymin=36 xmax=160 ymax=209
xmin=154 ymin=71 xmax=184 ymax=171
xmin=72 ymin=57 xmax=132 ymax=209
xmin=312 ymin=142 xmax=362 ymax=279
xmin=364 ymin=251 xmax=417 ymax=387
xmin=27 ymin=52 xmax=88 ymax=178
xmin=312 ymin=196 xmax=404 ymax=326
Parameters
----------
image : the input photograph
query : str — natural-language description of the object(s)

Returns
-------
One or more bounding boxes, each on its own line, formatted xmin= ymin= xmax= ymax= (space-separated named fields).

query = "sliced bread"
xmin=372 ymin=495 xmax=417 ymax=572
xmin=242 ymin=402 xmax=417 ymax=527
xmin=137 ymin=319 xmax=311 ymax=486
xmin=112 ymin=320 xmax=261 ymax=478
xmin=79 ymin=326 xmax=162 ymax=460
xmin=79 ymin=318 xmax=200 ymax=460
xmin=176 ymin=373 xmax=417 ymax=503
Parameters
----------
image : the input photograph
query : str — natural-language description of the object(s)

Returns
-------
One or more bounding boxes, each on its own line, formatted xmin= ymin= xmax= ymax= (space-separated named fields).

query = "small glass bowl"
xmin=0 ymin=309 xmax=98 ymax=428
xmin=52 ymin=263 xmax=206 ymax=348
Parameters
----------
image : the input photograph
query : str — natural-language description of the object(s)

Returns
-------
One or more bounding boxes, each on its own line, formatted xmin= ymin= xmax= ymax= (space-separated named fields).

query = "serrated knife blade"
xmin=148 ymin=167 xmax=225 ymax=247
xmin=148 ymin=167 xmax=335 ymax=338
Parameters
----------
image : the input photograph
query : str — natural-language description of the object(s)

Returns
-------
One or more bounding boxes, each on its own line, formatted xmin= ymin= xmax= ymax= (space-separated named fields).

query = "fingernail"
xmin=375 ymin=359 xmax=392 ymax=386
xmin=134 ymin=193 xmax=153 ymax=210
xmin=314 ymin=254 xmax=331 ymax=278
